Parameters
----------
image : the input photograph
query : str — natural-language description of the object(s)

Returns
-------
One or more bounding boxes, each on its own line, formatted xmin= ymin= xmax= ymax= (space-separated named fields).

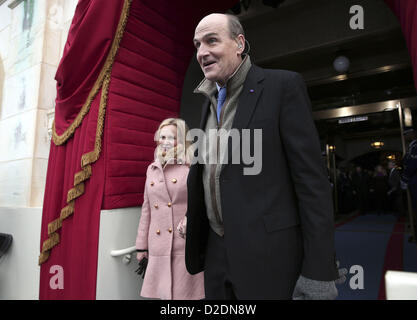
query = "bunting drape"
xmin=39 ymin=0 xmax=237 ymax=300
xmin=385 ymin=0 xmax=417 ymax=91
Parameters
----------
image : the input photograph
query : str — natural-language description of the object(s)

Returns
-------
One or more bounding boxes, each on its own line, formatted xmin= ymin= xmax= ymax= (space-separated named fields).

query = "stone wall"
xmin=0 ymin=0 xmax=77 ymax=208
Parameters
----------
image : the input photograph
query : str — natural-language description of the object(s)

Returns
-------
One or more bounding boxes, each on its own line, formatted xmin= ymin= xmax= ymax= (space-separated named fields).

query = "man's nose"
xmin=197 ymin=44 xmax=209 ymax=61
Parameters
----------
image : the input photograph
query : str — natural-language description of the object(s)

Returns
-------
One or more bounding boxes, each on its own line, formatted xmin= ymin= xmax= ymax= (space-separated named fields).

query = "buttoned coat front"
xmin=136 ymin=160 xmax=204 ymax=300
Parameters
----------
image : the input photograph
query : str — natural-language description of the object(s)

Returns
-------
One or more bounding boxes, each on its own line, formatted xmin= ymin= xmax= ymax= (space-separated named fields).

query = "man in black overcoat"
xmin=185 ymin=13 xmax=339 ymax=300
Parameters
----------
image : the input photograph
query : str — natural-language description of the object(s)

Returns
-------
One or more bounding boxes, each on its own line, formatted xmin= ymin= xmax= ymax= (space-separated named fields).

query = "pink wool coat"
xmin=135 ymin=160 xmax=205 ymax=300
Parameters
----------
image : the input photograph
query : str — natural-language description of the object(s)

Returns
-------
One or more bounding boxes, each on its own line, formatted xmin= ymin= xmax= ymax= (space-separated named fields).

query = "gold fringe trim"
xmin=39 ymin=0 xmax=132 ymax=265
xmin=74 ymin=165 xmax=92 ymax=186
xmin=67 ymin=182 xmax=85 ymax=203
xmin=38 ymin=251 xmax=50 ymax=265
xmin=47 ymin=200 xmax=75 ymax=235
xmin=47 ymin=218 xmax=62 ymax=235
xmin=81 ymin=73 xmax=111 ymax=167
xmin=42 ymin=232 xmax=60 ymax=252
xmin=52 ymin=0 xmax=132 ymax=146
xmin=60 ymin=200 xmax=75 ymax=220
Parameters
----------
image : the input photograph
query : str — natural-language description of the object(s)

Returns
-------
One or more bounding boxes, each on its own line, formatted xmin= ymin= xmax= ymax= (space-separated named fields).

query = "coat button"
xmin=172 ymin=178 xmax=177 ymax=183
xmin=168 ymin=228 xmax=172 ymax=233
xmin=167 ymin=202 xmax=172 ymax=207
xmin=154 ymin=204 xmax=158 ymax=209
xmin=156 ymin=229 xmax=160 ymax=235
xmin=150 ymin=181 xmax=154 ymax=186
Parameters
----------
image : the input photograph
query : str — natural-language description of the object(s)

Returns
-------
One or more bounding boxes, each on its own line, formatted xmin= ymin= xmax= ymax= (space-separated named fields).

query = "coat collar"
xmin=195 ymin=55 xmax=255 ymax=130
xmin=150 ymin=160 xmax=162 ymax=170
xmin=194 ymin=56 xmax=265 ymax=130
xmin=197 ymin=64 xmax=265 ymax=131
xmin=225 ymin=65 xmax=265 ymax=164
xmin=231 ymin=64 xmax=265 ymax=130
xmin=194 ymin=55 xmax=252 ymax=96
xmin=150 ymin=158 xmax=187 ymax=170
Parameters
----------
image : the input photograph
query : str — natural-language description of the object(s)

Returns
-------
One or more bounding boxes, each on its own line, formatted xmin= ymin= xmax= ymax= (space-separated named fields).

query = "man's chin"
xmin=203 ymin=72 xmax=222 ymax=84
xmin=203 ymin=72 xmax=216 ymax=81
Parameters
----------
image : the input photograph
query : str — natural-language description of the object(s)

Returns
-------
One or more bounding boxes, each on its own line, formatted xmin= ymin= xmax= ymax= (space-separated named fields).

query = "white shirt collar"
xmin=215 ymin=82 xmax=224 ymax=92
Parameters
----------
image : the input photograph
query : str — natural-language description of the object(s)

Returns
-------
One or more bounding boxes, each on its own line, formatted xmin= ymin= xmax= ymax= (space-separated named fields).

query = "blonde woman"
xmin=135 ymin=118 xmax=204 ymax=300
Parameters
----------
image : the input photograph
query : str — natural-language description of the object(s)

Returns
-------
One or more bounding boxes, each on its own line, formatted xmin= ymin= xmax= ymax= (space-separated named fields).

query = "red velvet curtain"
xmin=39 ymin=0 xmax=238 ymax=300
xmin=54 ymin=0 xmax=125 ymax=137
xmin=385 ymin=0 xmax=417 ymax=91
xmin=39 ymin=92 xmax=106 ymax=300
xmin=39 ymin=0 xmax=126 ymax=300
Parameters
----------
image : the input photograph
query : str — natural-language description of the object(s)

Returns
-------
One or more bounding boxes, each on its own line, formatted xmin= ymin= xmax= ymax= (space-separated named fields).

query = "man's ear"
xmin=236 ymin=34 xmax=245 ymax=55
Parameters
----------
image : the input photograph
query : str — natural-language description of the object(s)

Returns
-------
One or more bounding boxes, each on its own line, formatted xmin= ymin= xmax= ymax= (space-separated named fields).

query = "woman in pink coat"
xmin=135 ymin=118 xmax=204 ymax=300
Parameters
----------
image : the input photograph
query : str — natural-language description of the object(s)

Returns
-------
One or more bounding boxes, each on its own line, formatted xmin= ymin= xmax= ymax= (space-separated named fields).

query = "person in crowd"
xmin=336 ymin=167 xmax=346 ymax=213
xmin=387 ymin=160 xmax=405 ymax=218
xmin=135 ymin=118 xmax=204 ymax=300
xmin=185 ymin=13 xmax=339 ymax=300
xmin=351 ymin=166 xmax=370 ymax=214
xmin=401 ymin=128 xmax=417 ymax=241
xmin=370 ymin=164 xmax=389 ymax=215
xmin=337 ymin=166 xmax=355 ymax=214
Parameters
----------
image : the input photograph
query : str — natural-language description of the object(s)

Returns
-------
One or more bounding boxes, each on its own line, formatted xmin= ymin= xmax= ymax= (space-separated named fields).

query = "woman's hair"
xmin=153 ymin=118 xmax=194 ymax=165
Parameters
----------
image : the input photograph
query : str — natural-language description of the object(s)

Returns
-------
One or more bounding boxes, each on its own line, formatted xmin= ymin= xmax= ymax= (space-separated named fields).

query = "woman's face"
xmin=158 ymin=125 xmax=177 ymax=152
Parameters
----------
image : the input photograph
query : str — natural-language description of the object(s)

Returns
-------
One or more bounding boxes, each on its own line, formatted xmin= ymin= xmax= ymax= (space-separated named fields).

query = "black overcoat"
xmin=185 ymin=65 xmax=338 ymax=299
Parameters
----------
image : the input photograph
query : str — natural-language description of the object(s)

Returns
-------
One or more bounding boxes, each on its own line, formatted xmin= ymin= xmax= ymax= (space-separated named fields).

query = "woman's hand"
xmin=177 ymin=216 xmax=187 ymax=239
xmin=136 ymin=251 xmax=148 ymax=262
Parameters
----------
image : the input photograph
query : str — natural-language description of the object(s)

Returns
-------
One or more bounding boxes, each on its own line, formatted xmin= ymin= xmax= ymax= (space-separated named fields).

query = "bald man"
xmin=185 ymin=13 xmax=339 ymax=300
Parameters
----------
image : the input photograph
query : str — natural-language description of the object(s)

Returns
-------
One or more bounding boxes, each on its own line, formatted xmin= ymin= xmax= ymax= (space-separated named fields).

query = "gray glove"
xmin=335 ymin=260 xmax=348 ymax=285
xmin=292 ymin=275 xmax=338 ymax=300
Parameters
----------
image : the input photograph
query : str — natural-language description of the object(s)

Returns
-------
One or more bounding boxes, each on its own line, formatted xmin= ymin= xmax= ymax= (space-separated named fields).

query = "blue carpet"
xmin=335 ymin=214 xmax=395 ymax=300
xmin=337 ymin=215 xmax=397 ymax=233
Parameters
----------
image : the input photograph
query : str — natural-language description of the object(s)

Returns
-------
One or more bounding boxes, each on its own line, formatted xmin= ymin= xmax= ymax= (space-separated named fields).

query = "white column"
xmin=0 ymin=0 xmax=78 ymax=300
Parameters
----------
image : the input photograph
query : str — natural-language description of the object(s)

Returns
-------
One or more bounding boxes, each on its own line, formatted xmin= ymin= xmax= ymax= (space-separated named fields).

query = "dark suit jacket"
xmin=402 ymin=140 xmax=417 ymax=196
xmin=388 ymin=168 xmax=402 ymax=195
xmin=185 ymin=65 xmax=338 ymax=298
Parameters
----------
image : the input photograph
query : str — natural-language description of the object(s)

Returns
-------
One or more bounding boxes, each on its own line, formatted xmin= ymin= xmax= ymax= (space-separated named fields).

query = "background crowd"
xmin=335 ymin=161 xmax=405 ymax=217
